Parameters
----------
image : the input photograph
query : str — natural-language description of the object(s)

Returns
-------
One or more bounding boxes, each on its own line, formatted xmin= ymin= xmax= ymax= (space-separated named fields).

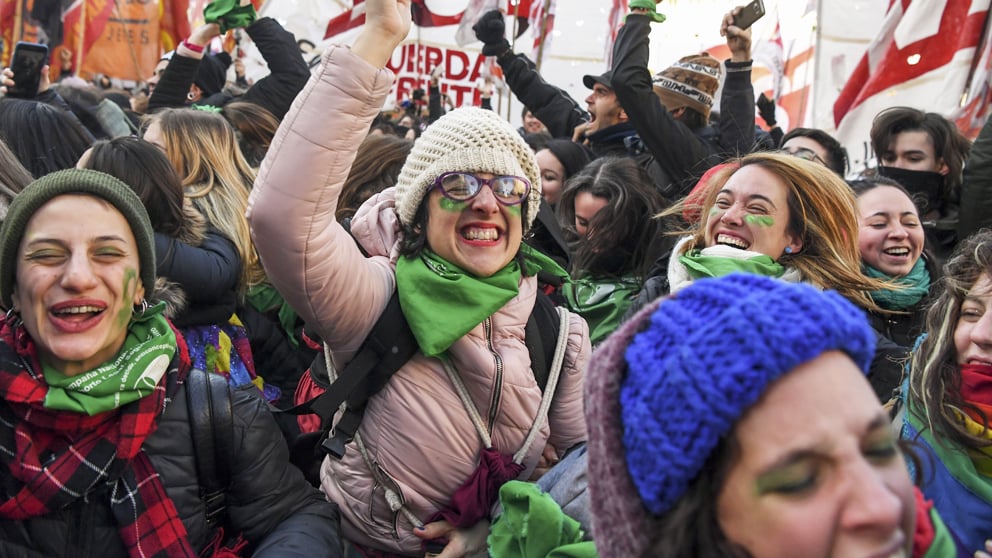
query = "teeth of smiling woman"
xmin=884 ymin=247 xmax=910 ymax=256
xmin=54 ymin=306 xmax=103 ymax=315
xmin=716 ymin=234 xmax=749 ymax=250
xmin=463 ymin=228 xmax=498 ymax=241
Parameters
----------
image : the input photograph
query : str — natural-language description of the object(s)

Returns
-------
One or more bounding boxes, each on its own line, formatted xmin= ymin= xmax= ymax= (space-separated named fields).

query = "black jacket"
xmin=959 ymin=115 xmax=992 ymax=242
xmin=611 ymin=14 xmax=756 ymax=200
xmin=149 ymin=17 xmax=309 ymax=120
xmin=156 ymin=227 xmax=241 ymax=328
xmin=0 ymin=373 xmax=341 ymax=557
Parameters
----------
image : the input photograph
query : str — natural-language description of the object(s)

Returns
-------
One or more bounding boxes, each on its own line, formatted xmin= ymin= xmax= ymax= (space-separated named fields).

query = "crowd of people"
xmin=1 ymin=0 xmax=992 ymax=555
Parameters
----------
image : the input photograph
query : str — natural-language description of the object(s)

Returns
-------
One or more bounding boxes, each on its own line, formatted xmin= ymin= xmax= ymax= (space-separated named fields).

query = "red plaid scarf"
xmin=0 ymin=317 xmax=195 ymax=558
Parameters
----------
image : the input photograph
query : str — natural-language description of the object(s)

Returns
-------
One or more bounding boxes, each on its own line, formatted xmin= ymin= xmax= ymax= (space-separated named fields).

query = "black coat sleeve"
xmin=717 ymin=60 xmax=756 ymax=157
xmin=610 ymin=14 xmax=712 ymax=199
xmin=226 ymin=389 xmax=342 ymax=557
xmin=155 ymin=229 xmax=241 ymax=303
xmin=148 ymin=53 xmax=200 ymax=112
xmin=959 ymin=116 xmax=992 ymax=241
xmin=497 ymin=51 xmax=588 ymax=139
xmin=242 ymin=17 xmax=311 ymax=120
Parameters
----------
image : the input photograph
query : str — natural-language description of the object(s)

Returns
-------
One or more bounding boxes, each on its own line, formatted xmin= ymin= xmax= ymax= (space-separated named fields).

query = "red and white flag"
xmin=529 ymin=0 xmax=555 ymax=64
xmin=832 ymin=0 xmax=992 ymax=146
xmin=604 ymin=0 xmax=627 ymax=66
xmin=455 ymin=0 xmax=501 ymax=46
xmin=324 ymin=0 xmax=367 ymax=39
xmin=411 ymin=0 xmax=463 ymax=28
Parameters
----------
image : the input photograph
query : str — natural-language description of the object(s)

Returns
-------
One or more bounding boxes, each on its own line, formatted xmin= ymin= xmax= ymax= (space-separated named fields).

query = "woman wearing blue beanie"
xmin=585 ymin=273 xmax=965 ymax=557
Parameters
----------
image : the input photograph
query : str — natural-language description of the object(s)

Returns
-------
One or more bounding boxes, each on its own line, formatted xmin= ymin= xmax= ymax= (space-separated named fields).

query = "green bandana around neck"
xmin=42 ymin=302 xmax=177 ymax=415
xmin=864 ymin=258 xmax=931 ymax=310
xmin=679 ymin=249 xmax=785 ymax=280
xmin=395 ymin=245 xmax=566 ymax=358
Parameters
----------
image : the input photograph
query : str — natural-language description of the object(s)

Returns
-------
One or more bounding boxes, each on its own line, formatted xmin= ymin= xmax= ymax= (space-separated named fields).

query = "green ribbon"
xmin=679 ymin=249 xmax=785 ymax=280
xmin=42 ymin=302 xmax=177 ymax=415
xmin=246 ymin=283 xmax=301 ymax=348
xmin=864 ymin=258 xmax=931 ymax=310
xmin=395 ymin=245 xmax=566 ymax=358
xmin=627 ymin=0 xmax=666 ymax=23
xmin=203 ymin=0 xmax=257 ymax=33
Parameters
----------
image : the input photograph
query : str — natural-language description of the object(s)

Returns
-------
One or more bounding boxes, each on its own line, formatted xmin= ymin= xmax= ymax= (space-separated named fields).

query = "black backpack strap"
xmin=279 ymin=290 xmax=418 ymax=460
xmin=526 ymin=290 xmax=563 ymax=393
xmin=186 ymin=368 xmax=235 ymax=529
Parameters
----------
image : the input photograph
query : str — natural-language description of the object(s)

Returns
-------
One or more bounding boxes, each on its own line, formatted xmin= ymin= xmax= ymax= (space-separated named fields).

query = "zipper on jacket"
xmin=484 ymin=317 xmax=503 ymax=434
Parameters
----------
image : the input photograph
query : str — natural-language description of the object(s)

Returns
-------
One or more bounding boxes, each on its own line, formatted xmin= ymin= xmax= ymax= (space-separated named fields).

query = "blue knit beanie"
xmin=620 ymin=273 xmax=875 ymax=516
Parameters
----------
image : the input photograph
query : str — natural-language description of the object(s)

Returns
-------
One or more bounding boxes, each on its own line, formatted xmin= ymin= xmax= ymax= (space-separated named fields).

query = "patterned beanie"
xmin=0 ymin=169 xmax=156 ymax=308
xmin=652 ymin=53 xmax=722 ymax=119
xmin=584 ymin=274 xmax=875 ymax=556
xmin=394 ymin=107 xmax=542 ymax=230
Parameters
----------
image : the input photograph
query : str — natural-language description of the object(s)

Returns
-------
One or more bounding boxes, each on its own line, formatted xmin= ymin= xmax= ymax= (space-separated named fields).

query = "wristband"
xmin=182 ymin=39 xmax=205 ymax=54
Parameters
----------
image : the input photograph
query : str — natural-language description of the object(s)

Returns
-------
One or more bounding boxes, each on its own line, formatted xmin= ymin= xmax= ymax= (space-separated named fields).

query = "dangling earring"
xmin=5 ymin=307 xmax=22 ymax=329
xmin=133 ymin=298 xmax=149 ymax=318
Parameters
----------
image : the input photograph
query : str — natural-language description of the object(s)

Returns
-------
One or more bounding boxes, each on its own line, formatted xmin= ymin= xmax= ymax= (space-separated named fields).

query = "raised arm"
xmin=247 ymin=0 xmax=410 ymax=354
xmin=241 ymin=17 xmax=311 ymax=119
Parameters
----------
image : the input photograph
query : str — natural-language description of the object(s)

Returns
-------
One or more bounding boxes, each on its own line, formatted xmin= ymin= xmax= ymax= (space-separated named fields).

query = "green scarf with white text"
xmin=42 ymin=302 xmax=177 ymax=415
xmin=395 ymin=245 xmax=567 ymax=357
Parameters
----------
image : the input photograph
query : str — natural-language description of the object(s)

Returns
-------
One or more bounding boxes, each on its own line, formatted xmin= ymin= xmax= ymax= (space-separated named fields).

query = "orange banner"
xmin=78 ymin=0 xmax=159 ymax=81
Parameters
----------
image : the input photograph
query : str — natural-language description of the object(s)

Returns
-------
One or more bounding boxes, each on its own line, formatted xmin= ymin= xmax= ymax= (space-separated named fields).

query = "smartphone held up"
xmin=733 ymin=0 xmax=766 ymax=30
xmin=6 ymin=41 xmax=48 ymax=99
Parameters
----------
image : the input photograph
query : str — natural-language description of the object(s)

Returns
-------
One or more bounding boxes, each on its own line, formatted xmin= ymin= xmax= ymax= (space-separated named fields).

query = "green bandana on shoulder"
xmin=42 ymin=302 xmax=177 ymax=415
xmin=679 ymin=249 xmax=785 ymax=280
xmin=395 ymin=245 xmax=567 ymax=357
xmin=563 ymin=275 xmax=640 ymax=346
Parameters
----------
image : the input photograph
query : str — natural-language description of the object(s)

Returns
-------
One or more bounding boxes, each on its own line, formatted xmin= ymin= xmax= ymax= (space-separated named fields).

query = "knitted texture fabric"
xmin=584 ymin=274 xmax=876 ymax=557
xmin=393 ymin=107 xmax=542 ymax=230
xmin=652 ymin=53 xmax=722 ymax=119
xmin=0 ymin=169 xmax=156 ymax=308
xmin=621 ymin=273 xmax=875 ymax=516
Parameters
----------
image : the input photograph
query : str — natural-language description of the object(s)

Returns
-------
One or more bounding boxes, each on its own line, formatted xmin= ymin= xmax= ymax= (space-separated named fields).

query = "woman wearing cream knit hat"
xmin=247 ymin=1 xmax=590 ymax=555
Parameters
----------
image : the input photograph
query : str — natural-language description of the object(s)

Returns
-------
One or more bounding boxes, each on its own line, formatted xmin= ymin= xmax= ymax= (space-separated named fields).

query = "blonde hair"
xmin=671 ymin=151 xmax=888 ymax=312
xmin=144 ymin=108 xmax=264 ymax=294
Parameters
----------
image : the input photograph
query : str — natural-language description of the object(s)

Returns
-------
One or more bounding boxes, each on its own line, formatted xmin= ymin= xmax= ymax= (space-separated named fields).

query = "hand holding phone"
xmin=732 ymin=0 xmax=766 ymax=30
xmin=6 ymin=42 xmax=48 ymax=99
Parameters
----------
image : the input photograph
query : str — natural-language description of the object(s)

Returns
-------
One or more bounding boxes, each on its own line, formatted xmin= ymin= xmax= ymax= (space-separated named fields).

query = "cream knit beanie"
xmin=394 ymin=107 xmax=542 ymax=230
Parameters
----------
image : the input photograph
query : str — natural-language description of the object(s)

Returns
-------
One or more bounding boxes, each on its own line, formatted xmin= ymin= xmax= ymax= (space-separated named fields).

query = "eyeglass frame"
xmin=430 ymin=171 xmax=532 ymax=206
xmin=781 ymin=147 xmax=826 ymax=166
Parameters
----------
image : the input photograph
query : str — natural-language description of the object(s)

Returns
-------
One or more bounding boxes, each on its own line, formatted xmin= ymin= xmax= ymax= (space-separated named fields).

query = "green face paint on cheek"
xmin=507 ymin=205 xmax=521 ymax=217
xmin=116 ymin=267 xmax=138 ymax=327
xmin=745 ymin=215 xmax=775 ymax=227
xmin=439 ymin=198 xmax=468 ymax=212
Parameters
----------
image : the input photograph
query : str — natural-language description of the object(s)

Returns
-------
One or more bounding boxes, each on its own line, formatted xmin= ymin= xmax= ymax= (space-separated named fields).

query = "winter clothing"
xmin=585 ymin=274 xmax=960 ymax=557
xmin=248 ymin=45 xmax=590 ymax=555
xmin=488 ymin=481 xmax=597 ymax=558
xmin=960 ymin=116 xmax=992 ymax=242
xmin=651 ymin=53 xmax=722 ymax=119
xmin=562 ymin=275 xmax=640 ymax=346
xmin=0 ymin=315 xmax=342 ymax=557
xmin=148 ymin=17 xmax=310 ymax=120
xmin=611 ymin=14 xmax=756 ymax=199
xmin=393 ymin=107 xmax=542 ymax=230
xmin=620 ymin=274 xmax=875 ymax=515
xmin=0 ymin=169 xmax=156 ymax=308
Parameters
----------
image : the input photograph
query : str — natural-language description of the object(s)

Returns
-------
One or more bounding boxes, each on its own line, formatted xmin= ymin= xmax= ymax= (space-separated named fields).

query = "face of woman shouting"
xmin=11 ymin=194 xmax=144 ymax=376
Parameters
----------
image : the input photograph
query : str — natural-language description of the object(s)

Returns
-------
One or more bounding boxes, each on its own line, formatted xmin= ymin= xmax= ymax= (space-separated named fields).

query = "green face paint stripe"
xmin=439 ymin=198 xmax=468 ymax=212
xmin=709 ymin=207 xmax=719 ymax=216
xmin=507 ymin=205 xmax=522 ymax=217
xmin=117 ymin=267 xmax=139 ymax=327
xmin=744 ymin=215 xmax=775 ymax=227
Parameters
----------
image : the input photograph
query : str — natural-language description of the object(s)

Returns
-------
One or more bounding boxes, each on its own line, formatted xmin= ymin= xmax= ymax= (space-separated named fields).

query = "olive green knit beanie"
xmin=0 ymin=168 xmax=156 ymax=308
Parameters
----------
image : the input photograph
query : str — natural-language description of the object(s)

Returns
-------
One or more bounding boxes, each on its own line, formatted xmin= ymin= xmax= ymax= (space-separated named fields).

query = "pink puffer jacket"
xmin=248 ymin=45 xmax=589 ymax=555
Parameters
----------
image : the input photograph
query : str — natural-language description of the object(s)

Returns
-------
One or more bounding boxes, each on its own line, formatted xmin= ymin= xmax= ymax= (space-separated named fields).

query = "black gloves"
xmin=473 ymin=10 xmax=511 ymax=57
xmin=757 ymin=93 xmax=777 ymax=127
